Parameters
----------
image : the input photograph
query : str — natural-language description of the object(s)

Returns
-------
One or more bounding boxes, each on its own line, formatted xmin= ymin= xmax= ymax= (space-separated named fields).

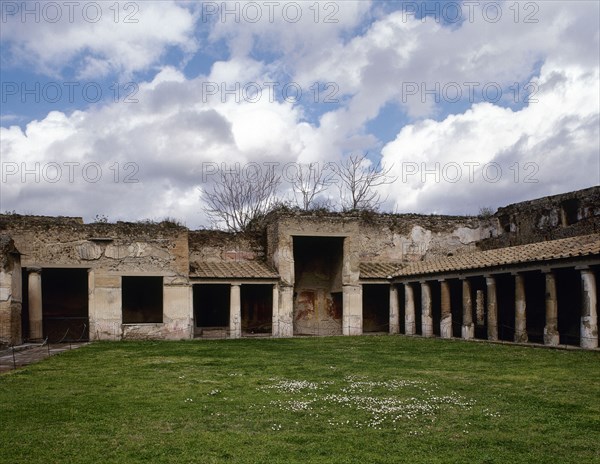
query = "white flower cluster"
xmin=256 ymin=376 xmax=486 ymax=431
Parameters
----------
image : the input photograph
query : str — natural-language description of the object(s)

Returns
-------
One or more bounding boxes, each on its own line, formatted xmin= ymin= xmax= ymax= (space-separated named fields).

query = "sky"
xmin=1 ymin=0 xmax=599 ymax=229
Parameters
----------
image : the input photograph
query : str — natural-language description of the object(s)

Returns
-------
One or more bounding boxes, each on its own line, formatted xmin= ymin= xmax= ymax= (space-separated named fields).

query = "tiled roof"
xmin=360 ymin=262 xmax=402 ymax=279
xmin=191 ymin=261 xmax=279 ymax=279
xmin=395 ymin=234 xmax=600 ymax=278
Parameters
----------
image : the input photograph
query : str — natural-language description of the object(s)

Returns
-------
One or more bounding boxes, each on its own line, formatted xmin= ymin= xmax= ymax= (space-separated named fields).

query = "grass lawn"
xmin=1 ymin=336 xmax=599 ymax=463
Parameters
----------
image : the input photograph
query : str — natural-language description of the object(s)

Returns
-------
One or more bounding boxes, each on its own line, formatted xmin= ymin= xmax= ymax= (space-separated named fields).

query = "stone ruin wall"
xmin=358 ymin=213 xmax=498 ymax=264
xmin=0 ymin=215 xmax=189 ymax=274
xmin=263 ymin=212 xmax=497 ymax=336
xmin=1 ymin=185 xmax=596 ymax=343
xmin=479 ymin=186 xmax=600 ymax=250
xmin=0 ymin=215 xmax=191 ymax=341
xmin=265 ymin=214 xmax=361 ymax=336
xmin=188 ymin=229 xmax=265 ymax=272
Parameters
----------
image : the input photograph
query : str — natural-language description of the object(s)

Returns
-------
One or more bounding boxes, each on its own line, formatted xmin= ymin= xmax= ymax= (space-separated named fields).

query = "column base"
xmin=440 ymin=316 xmax=452 ymax=338
xmin=422 ymin=317 xmax=433 ymax=337
xmin=543 ymin=328 xmax=559 ymax=346
xmin=461 ymin=324 xmax=474 ymax=340
xmin=487 ymin=327 xmax=498 ymax=342
xmin=514 ymin=331 xmax=528 ymax=344
xmin=581 ymin=316 xmax=598 ymax=349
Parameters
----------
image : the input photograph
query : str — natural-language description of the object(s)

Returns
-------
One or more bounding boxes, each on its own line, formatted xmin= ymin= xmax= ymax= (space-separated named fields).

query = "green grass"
xmin=1 ymin=336 xmax=599 ymax=463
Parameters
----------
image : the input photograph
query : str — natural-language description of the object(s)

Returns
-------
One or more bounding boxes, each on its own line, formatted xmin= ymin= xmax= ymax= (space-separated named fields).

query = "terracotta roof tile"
xmin=395 ymin=234 xmax=600 ymax=278
xmin=360 ymin=262 xmax=401 ymax=279
xmin=191 ymin=261 xmax=279 ymax=279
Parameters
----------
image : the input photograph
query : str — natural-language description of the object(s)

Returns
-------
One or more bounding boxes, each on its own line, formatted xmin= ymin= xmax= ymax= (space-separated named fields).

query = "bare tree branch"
xmin=289 ymin=162 xmax=336 ymax=210
xmin=202 ymin=166 xmax=281 ymax=232
xmin=336 ymin=153 xmax=397 ymax=211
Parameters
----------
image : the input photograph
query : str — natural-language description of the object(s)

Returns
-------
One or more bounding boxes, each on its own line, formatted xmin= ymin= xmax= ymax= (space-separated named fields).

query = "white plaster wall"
xmin=89 ymin=273 xmax=121 ymax=340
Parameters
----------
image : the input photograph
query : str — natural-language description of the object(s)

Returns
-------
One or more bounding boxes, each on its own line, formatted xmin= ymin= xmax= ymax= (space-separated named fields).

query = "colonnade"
xmin=394 ymin=267 xmax=598 ymax=349
xmin=26 ymin=270 xmax=280 ymax=340
xmin=24 ymin=267 xmax=598 ymax=348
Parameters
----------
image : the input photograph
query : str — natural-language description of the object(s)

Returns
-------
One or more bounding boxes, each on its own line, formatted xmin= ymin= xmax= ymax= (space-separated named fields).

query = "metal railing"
xmin=1 ymin=323 xmax=88 ymax=372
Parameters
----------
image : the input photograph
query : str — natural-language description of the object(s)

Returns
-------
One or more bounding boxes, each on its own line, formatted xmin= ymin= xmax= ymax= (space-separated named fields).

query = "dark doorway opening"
xmin=430 ymin=283 xmax=441 ymax=337
xmin=449 ymin=279 xmax=463 ymax=338
xmin=293 ymin=236 xmax=344 ymax=336
xmin=556 ymin=268 xmax=581 ymax=346
xmin=241 ymin=285 xmax=272 ymax=336
xmin=524 ymin=271 xmax=545 ymax=344
xmin=397 ymin=284 xmax=405 ymax=334
xmin=413 ymin=283 xmax=422 ymax=335
xmin=194 ymin=284 xmax=230 ymax=331
xmin=122 ymin=276 xmax=163 ymax=323
xmin=496 ymin=274 xmax=515 ymax=341
xmin=21 ymin=269 xmax=29 ymax=340
xmin=362 ymin=284 xmax=389 ymax=333
xmin=42 ymin=268 xmax=89 ymax=342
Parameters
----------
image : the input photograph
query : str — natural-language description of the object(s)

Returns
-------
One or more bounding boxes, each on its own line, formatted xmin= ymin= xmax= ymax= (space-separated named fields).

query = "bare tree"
xmin=289 ymin=162 xmax=336 ymax=210
xmin=336 ymin=153 xmax=396 ymax=211
xmin=202 ymin=166 xmax=281 ymax=232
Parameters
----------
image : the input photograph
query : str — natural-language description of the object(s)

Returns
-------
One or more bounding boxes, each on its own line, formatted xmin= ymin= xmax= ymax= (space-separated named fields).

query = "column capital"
xmin=28 ymin=266 xmax=42 ymax=274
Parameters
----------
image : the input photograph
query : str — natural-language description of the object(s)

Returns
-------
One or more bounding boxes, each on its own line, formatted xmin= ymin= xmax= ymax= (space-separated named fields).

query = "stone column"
xmin=544 ymin=272 xmax=559 ymax=346
xmin=421 ymin=281 xmax=433 ymax=337
xmin=87 ymin=269 xmax=96 ymax=340
xmin=271 ymin=284 xmax=279 ymax=337
xmin=580 ymin=269 xmax=598 ymax=349
xmin=462 ymin=279 xmax=474 ymax=340
xmin=275 ymin=285 xmax=294 ymax=337
xmin=404 ymin=283 xmax=416 ymax=335
xmin=440 ymin=280 xmax=452 ymax=338
xmin=514 ymin=273 xmax=528 ymax=343
xmin=486 ymin=276 xmax=498 ymax=341
xmin=28 ymin=268 xmax=43 ymax=340
xmin=389 ymin=285 xmax=400 ymax=334
xmin=342 ymin=285 xmax=362 ymax=336
xmin=229 ymin=284 xmax=241 ymax=339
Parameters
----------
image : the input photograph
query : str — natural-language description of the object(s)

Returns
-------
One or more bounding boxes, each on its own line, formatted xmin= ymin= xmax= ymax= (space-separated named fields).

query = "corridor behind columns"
xmin=395 ymin=265 xmax=599 ymax=349
xmin=21 ymin=268 xmax=89 ymax=343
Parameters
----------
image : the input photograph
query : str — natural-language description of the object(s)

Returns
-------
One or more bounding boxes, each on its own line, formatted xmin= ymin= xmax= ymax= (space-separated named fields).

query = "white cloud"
xmin=208 ymin=0 xmax=371 ymax=62
xmin=1 ymin=1 xmax=198 ymax=78
xmin=0 ymin=63 xmax=311 ymax=227
xmin=287 ymin=1 xmax=599 ymax=127
xmin=1 ymin=1 xmax=598 ymax=226
xmin=380 ymin=63 xmax=600 ymax=215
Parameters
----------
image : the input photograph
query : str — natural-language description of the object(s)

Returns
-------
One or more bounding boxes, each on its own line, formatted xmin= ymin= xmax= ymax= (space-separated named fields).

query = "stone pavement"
xmin=0 ymin=342 xmax=88 ymax=373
